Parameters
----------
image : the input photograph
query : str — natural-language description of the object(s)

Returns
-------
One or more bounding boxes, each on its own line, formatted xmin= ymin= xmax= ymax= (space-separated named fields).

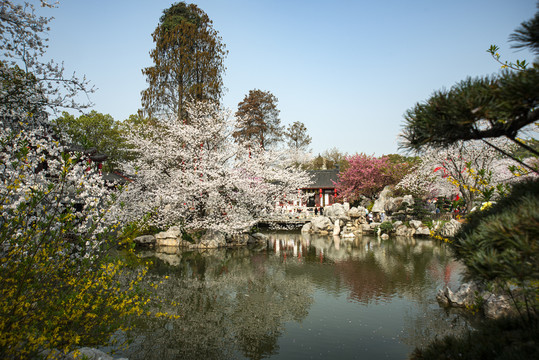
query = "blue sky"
xmin=36 ymin=0 xmax=537 ymax=156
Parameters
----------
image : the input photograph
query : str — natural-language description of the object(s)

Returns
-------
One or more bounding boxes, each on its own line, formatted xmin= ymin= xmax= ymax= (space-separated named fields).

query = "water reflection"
xmin=116 ymin=232 xmax=468 ymax=360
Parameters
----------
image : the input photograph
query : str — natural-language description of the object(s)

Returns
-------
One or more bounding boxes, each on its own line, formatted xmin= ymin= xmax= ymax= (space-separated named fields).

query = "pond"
xmin=111 ymin=232 xmax=471 ymax=360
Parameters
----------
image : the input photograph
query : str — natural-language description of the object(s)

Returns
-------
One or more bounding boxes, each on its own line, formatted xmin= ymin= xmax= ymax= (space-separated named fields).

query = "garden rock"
xmin=311 ymin=216 xmax=333 ymax=232
xmin=395 ymin=224 xmax=414 ymax=237
xmin=227 ymin=233 xmax=250 ymax=246
xmin=369 ymin=222 xmax=381 ymax=230
xmin=440 ymin=219 xmax=462 ymax=238
xmin=402 ymin=195 xmax=414 ymax=206
xmin=325 ymin=203 xmax=350 ymax=221
xmin=198 ymin=230 xmax=226 ymax=248
xmin=348 ymin=207 xmax=362 ymax=218
xmin=252 ymin=233 xmax=268 ymax=241
xmin=436 ymin=282 xmax=480 ymax=307
xmin=415 ymin=226 xmax=431 ymax=236
xmin=155 ymin=236 xmax=179 ymax=247
xmin=155 ymin=226 xmax=182 ymax=247
xmin=371 ymin=186 xmax=392 ymax=213
xmin=437 ymin=282 xmax=516 ymax=319
xmin=133 ymin=235 xmax=155 ymax=247
xmin=483 ymin=293 xmax=514 ymax=319
xmin=360 ymin=223 xmax=371 ymax=233
xmin=409 ymin=220 xmax=423 ymax=229
xmin=156 ymin=226 xmax=181 ymax=239
xmin=247 ymin=233 xmax=265 ymax=244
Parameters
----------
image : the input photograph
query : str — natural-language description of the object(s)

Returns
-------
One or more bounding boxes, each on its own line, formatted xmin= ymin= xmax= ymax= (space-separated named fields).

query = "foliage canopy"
xmin=141 ymin=2 xmax=227 ymax=121
xmin=53 ymin=111 xmax=134 ymax=172
xmin=234 ymin=89 xmax=283 ymax=150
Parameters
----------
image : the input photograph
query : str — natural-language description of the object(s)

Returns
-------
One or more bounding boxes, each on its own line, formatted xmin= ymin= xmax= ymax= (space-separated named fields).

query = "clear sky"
xmin=35 ymin=0 xmax=537 ymax=156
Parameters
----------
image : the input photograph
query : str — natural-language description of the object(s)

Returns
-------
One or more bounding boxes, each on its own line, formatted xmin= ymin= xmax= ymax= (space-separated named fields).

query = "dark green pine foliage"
xmin=401 ymin=68 xmax=539 ymax=151
xmin=451 ymin=179 xmax=539 ymax=286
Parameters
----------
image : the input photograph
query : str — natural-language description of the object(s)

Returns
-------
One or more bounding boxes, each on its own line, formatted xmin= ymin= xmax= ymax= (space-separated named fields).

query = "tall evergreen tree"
xmin=141 ymin=2 xmax=227 ymax=121
xmin=285 ymin=121 xmax=311 ymax=151
xmin=233 ymin=89 xmax=283 ymax=149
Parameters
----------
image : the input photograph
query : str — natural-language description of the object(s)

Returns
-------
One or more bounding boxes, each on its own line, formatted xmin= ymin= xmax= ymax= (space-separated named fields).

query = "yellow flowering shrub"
xmin=0 ymin=128 xmax=176 ymax=359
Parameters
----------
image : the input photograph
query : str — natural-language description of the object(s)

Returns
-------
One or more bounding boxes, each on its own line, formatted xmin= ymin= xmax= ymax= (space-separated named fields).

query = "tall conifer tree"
xmin=141 ymin=2 xmax=227 ymax=121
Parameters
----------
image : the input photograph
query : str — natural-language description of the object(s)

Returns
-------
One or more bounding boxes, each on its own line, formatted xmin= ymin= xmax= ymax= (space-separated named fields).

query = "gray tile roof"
xmin=303 ymin=169 xmax=340 ymax=189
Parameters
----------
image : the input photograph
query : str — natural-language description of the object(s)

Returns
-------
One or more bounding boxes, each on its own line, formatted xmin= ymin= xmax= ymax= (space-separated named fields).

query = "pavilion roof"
xmin=303 ymin=169 xmax=339 ymax=189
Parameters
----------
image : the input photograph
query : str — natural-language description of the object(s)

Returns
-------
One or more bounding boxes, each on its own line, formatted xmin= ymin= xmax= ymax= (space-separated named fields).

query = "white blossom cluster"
xmin=120 ymin=102 xmax=312 ymax=233
xmin=0 ymin=1 xmax=123 ymax=266
xmin=396 ymin=139 xmax=536 ymax=207
xmin=0 ymin=123 xmax=123 ymax=261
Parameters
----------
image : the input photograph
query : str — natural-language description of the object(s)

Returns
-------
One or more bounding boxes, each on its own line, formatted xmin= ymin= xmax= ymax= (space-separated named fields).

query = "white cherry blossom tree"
xmin=396 ymin=139 xmax=534 ymax=211
xmin=121 ymin=102 xmax=312 ymax=233
xmin=0 ymin=3 xmax=162 ymax=356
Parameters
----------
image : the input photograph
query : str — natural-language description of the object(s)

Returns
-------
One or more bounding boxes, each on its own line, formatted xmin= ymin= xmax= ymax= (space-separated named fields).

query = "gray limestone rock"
xmin=395 ymin=224 xmax=415 ymax=237
xmin=64 ymin=348 xmax=128 ymax=360
xmin=199 ymin=230 xmax=226 ymax=248
xmin=436 ymin=282 xmax=480 ymax=307
xmin=409 ymin=220 xmax=423 ymax=229
xmin=402 ymin=195 xmax=414 ymax=206
xmin=440 ymin=219 xmax=462 ymax=238
xmin=483 ymin=293 xmax=514 ymax=319
xmin=132 ymin=235 xmax=155 ymax=247
xmin=325 ymin=203 xmax=350 ymax=222
xmin=415 ymin=226 xmax=432 ymax=236
xmin=348 ymin=207 xmax=362 ymax=218
xmin=436 ymin=281 xmax=516 ymax=320
xmin=252 ymin=232 xmax=268 ymax=241
xmin=371 ymin=186 xmax=392 ymax=213
xmin=301 ymin=222 xmax=312 ymax=233
xmin=311 ymin=216 xmax=333 ymax=232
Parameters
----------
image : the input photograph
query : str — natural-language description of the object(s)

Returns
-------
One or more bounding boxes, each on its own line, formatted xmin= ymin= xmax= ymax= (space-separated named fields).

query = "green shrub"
xmin=451 ymin=179 xmax=539 ymax=323
xmin=379 ymin=221 xmax=394 ymax=234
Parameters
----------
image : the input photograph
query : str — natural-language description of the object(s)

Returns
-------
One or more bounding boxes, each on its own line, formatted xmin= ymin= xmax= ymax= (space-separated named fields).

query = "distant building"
xmin=301 ymin=169 xmax=340 ymax=207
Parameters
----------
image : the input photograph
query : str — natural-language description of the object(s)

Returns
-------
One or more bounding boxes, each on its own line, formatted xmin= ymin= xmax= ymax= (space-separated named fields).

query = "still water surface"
xmin=118 ymin=232 xmax=470 ymax=360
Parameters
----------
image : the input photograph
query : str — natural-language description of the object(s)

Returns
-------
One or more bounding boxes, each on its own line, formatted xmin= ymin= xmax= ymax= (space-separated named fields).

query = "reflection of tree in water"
xmin=231 ymin=269 xmax=312 ymax=360
xmin=304 ymin=235 xmax=457 ymax=304
xmin=120 ymin=233 xmax=465 ymax=359
xmin=124 ymin=248 xmax=313 ymax=360
xmin=267 ymin=232 xmax=456 ymax=305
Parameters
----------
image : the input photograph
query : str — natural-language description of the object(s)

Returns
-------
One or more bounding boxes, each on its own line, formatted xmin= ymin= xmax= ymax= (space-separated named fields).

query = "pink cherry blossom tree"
xmin=335 ymin=153 xmax=411 ymax=203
